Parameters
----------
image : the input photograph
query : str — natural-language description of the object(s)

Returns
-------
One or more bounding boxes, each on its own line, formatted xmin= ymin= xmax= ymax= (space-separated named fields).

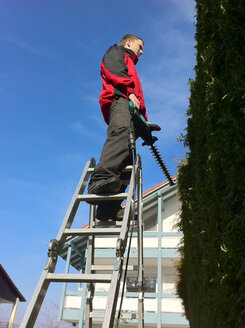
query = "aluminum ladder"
xmin=20 ymin=155 xmax=144 ymax=328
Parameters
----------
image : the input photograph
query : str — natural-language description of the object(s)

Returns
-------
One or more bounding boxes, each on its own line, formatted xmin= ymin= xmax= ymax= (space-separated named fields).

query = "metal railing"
xmin=0 ymin=322 xmax=19 ymax=328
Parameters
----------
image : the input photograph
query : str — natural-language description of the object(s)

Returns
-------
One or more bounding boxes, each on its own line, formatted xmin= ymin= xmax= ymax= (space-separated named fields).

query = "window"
xmin=144 ymin=216 xmax=157 ymax=232
xmin=126 ymin=276 xmax=156 ymax=293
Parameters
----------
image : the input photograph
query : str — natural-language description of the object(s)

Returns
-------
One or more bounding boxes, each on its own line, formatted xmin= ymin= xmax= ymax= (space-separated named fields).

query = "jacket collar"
xmin=122 ymin=46 xmax=138 ymax=65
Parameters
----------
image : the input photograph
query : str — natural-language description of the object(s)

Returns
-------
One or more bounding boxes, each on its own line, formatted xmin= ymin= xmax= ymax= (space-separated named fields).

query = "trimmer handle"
xmin=129 ymin=101 xmax=160 ymax=146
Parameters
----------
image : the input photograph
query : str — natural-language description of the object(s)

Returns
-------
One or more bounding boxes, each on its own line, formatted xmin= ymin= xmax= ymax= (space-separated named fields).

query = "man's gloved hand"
xmin=147 ymin=122 xmax=161 ymax=132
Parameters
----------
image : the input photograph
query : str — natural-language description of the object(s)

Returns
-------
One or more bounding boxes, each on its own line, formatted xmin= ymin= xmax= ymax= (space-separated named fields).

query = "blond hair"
xmin=119 ymin=34 xmax=144 ymax=46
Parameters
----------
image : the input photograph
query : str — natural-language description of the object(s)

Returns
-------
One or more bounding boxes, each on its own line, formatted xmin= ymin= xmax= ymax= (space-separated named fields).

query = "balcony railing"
xmin=0 ymin=322 xmax=19 ymax=328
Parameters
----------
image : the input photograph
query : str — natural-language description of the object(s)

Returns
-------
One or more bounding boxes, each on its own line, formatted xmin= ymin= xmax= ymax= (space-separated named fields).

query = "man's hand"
xmin=129 ymin=94 xmax=140 ymax=110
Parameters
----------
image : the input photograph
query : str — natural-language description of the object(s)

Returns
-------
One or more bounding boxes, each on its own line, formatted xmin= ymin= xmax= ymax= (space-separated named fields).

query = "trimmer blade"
xmin=150 ymin=145 xmax=175 ymax=186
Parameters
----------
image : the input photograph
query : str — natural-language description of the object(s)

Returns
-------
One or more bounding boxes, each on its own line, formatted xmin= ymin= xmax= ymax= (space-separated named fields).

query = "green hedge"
xmin=177 ymin=1 xmax=245 ymax=327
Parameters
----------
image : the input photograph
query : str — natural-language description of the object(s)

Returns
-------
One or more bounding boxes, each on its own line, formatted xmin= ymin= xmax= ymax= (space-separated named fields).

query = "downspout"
xmin=58 ymin=243 xmax=72 ymax=320
xmin=8 ymin=297 xmax=19 ymax=328
xmin=157 ymin=191 xmax=162 ymax=328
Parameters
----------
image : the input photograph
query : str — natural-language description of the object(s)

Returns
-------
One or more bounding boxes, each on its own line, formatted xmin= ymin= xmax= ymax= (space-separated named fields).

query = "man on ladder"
xmin=20 ymin=34 xmax=153 ymax=328
xmin=87 ymin=34 xmax=147 ymax=222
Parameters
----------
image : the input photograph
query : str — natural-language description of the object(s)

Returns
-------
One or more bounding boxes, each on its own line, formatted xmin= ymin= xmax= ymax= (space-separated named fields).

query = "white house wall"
xmin=94 ymin=236 xmax=181 ymax=249
xmin=64 ymin=295 xmax=184 ymax=315
xmin=162 ymin=197 xmax=181 ymax=233
xmin=59 ymin=185 xmax=189 ymax=327
xmin=64 ymin=266 xmax=183 ymax=314
xmin=161 ymin=298 xmax=184 ymax=313
xmin=64 ymin=295 xmax=82 ymax=309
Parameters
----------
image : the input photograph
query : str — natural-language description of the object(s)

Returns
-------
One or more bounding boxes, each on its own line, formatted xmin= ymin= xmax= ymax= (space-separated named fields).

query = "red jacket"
xmin=99 ymin=45 xmax=147 ymax=125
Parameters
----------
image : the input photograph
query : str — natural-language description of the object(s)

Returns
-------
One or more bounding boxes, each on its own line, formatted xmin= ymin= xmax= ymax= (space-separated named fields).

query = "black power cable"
xmin=116 ymin=100 xmax=175 ymax=325
xmin=115 ymin=118 xmax=136 ymax=327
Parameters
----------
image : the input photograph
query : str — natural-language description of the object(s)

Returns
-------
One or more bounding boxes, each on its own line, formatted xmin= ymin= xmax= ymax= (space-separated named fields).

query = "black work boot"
xmin=86 ymin=176 xmax=121 ymax=205
xmin=96 ymin=205 xmax=124 ymax=222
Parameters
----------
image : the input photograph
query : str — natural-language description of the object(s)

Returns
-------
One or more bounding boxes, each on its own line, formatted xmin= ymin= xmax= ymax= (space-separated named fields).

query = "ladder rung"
xmin=64 ymin=228 xmax=121 ymax=236
xmin=91 ymin=265 xmax=137 ymax=271
xmin=46 ymin=273 xmax=111 ymax=283
xmin=88 ymin=165 xmax=133 ymax=173
xmin=123 ymin=165 xmax=133 ymax=172
xmin=78 ymin=193 xmax=128 ymax=202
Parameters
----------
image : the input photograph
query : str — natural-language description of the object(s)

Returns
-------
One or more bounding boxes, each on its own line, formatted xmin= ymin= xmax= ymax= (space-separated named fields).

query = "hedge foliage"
xmin=177 ymin=1 xmax=245 ymax=327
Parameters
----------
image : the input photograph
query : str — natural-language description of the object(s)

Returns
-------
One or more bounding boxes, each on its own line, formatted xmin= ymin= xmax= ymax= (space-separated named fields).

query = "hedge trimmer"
xmin=129 ymin=101 xmax=175 ymax=186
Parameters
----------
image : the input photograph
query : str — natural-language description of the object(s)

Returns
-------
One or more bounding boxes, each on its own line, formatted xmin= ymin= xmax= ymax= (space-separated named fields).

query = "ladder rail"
xmin=85 ymin=205 xmax=95 ymax=328
xmin=102 ymin=155 xmax=140 ymax=328
xmin=20 ymin=156 xmax=144 ymax=328
xmin=137 ymin=156 xmax=144 ymax=327
xmin=20 ymin=158 xmax=96 ymax=328
xmin=81 ymin=160 xmax=137 ymax=328
xmin=56 ymin=158 xmax=96 ymax=243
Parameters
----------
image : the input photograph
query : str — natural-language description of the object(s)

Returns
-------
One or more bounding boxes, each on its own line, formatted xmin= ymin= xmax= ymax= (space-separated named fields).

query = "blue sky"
xmin=0 ymin=0 xmax=196 ymax=324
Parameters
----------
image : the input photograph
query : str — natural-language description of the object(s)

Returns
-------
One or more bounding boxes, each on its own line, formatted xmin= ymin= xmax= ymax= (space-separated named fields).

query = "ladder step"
xmin=46 ymin=273 xmax=111 ymax=283
xmin=64 ymin=228 xmax=121 ymax=236
xmin=78 ymin=193 xmax=128 ymax=202
xmin=88 ymin=165 xmax=133 ymax=173
xmin=123 ymin=165 xmax=133 ymax=172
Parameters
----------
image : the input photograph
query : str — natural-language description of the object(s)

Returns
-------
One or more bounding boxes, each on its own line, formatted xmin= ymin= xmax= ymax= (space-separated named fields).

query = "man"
xmin=88 ymin=34 xmax=147 ymax=221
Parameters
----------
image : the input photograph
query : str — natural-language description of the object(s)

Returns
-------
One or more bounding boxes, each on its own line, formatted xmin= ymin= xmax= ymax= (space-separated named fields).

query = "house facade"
xmin=58 ymin=180 xmax=189 ymax=328
xmin=0 ymin=264 xmax=26 ymax=328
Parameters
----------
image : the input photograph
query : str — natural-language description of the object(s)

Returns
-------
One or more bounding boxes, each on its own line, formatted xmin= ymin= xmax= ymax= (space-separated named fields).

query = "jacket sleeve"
xmin=101 ymin=46 xmax=135 ymax=97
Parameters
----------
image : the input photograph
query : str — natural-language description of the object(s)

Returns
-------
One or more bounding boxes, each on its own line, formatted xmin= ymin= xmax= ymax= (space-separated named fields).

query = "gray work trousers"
xmin=91 ymin=97 xmax=133 ymax=183
xmin=91 ymin=97 xmax=134 ymax=210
